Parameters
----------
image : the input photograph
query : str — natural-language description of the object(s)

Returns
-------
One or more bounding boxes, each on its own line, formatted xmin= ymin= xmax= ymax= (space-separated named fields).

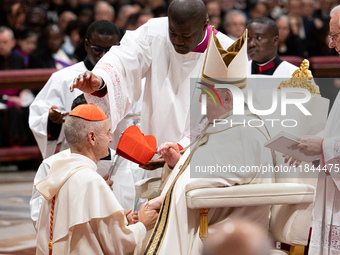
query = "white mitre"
xmin=200 ymin=27 xmax=247 ymax=88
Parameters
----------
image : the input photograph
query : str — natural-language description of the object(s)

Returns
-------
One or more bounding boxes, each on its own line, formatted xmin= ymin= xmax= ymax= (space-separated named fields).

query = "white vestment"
xmin=29 ymin=61 xmax=85 ymax=159
xmin=35 ymin=153 xmax=146 ymax=255
xmin=29 ymin=61 xmax=147 ymax=211
xmin=247 ymin=60 xmax=298 ymax=77
xmin=144 ymin=113 xmax=274 ymax=255
xmin=309 ymin=91 xmax=340 ymax=255
xmin=88 ymin=17 xmax=234 ymax=147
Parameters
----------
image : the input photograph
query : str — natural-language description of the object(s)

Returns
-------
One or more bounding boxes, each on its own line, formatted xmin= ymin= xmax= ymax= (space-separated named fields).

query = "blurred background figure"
xmin=202 ymin=219 xmax=272 ymax=255
xmin=247 ymin=1 xmax=269 ymax=19
xmin=29 ymin=24 xmax=74 ymax=69
xmin=207 ymin=1 xmax=223 ymax=31
xmin=62 ymin=20 xmax=88 ymax=62
xmin=94 ymin=1 xmax=115 ymax=22
xmin=0 ymin=26 xmax=35 ymax=148
xmin=223 ymin=10 xmax=247 ymax=40
xmin=125 ymin=11 xmax=154 ymax=31
xmin=115 ymin=4 xmax=142 ymax=35
xmin=0 ymin=26 xmax=24 ymax=70
xmin=13 ymin=28 xmax=38 ymax=67
xmin=276 ymin=15 xmax=305 ymax=57
xmin=6 ymin=2 xmax=27 ymax=36
xmin=25 ymin=6 xmax=48 ymax=36
xmin=58 ymin=10 xmax=77 ymax=34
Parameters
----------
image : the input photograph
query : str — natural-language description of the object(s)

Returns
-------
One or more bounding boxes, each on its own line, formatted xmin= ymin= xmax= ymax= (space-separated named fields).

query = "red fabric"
xmin=91 ymin=87 xmax=107 ymax=97
xmin=258 ymin=61 xmax=275 ymax=74
xmin=116 ymin=126 xmax=157 ymax=165
xmin=69 ymin=104 xmax=107 ymax=121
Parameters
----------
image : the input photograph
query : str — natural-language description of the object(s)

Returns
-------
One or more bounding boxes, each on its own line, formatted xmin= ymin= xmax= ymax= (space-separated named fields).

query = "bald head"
xmin=168 ymin=0 xmax=208 ymax=54
xmin=168 ymin=0 xmax=207 ymax=24
xmin=202 ymin=219 xmax=272 ymax=255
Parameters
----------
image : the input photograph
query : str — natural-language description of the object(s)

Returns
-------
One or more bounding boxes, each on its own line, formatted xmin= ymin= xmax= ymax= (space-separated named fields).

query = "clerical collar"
xmin=192 ymin=26 xmax=218 ymax=53
xmin=84 ymin=56 xmax=94 ymax=71
xmin=251 ymin=55 xmax=283 ymax=75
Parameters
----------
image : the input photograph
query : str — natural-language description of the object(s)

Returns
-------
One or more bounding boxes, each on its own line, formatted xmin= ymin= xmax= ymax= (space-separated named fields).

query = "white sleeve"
xmin=323 ymin=136 xmax=340 ymax=191
xmin=90 ymin=24 xmax=152 ymax=133
xmin=29 ymin=73 xmax=63 ymax=159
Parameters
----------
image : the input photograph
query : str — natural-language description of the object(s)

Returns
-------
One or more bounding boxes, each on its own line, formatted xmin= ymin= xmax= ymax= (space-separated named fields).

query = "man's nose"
xmin=174 ymin=35 xmax=185 ymax=45
xmin=248 ymin=38 xmax=256 ymax=47
xmin=329 ymin=40 xmax=336 ymax=49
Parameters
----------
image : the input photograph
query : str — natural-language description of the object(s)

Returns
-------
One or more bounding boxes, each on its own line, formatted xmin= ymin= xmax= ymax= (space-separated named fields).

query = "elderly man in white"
xmin=143 ymin=29 xmax=274 ymax=255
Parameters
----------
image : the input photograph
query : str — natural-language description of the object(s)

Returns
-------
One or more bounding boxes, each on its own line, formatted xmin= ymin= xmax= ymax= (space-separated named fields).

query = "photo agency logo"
xmin=199 ymin=83 xmax=313 ymax=128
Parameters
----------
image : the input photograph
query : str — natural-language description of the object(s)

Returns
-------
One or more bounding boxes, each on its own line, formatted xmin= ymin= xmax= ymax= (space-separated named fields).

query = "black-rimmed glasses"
xmin=88 ymin=41 xmax=111 ymax=55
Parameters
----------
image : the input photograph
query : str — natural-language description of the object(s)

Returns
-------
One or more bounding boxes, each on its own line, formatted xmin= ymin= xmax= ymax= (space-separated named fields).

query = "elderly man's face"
xmin=247 ymin=22 xmax=278 ymax=64
xmin=200 ymin=87 xmax=233 ymax=122
xmin=95 ymin=119 xmax=113 ymax=159
xmin=329 ymin=12 xmax=340 ymax=55
xmin=0 ymin=30 xmax=15 ymax=58
xmin=168 ymin=17 xmax=207 ymax=54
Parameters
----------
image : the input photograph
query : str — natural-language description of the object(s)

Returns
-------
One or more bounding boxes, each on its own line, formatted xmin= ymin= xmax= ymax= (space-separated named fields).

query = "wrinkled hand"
xmin=103 ymin=174 xmax=113 ymax=190
xmin=70 ymin=71 xmax=103 ymax=94
xmin=147 ymin=195 xmax=165 ymax=211
xmin=125 ymin=209 xmax=139 ymax=225
xmin=297 ymin=135 xmax=323 ymax=156
xmin=139 ymin=202 xmax=159 ymax=231
xmin=49 ymin=106 xmax=68 ymax=124
xmin=140 ymin=158 xmax=165 ymax=170
xmin=283 ymin=154 xmax=301 ymax=167
xmin=157 ymin=142 xmax=180 ymax=168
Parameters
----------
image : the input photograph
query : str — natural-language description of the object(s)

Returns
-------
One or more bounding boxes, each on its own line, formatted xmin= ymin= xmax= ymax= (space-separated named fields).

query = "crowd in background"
xmin=0 ymin=0 xmax=338 ymax=68
xmin=0 ymin=0 xmax=338 ymax=148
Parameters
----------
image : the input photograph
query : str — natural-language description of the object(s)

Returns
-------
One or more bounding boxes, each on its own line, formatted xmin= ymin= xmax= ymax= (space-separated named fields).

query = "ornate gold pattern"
xmin=278 ymin=59 xmax=320 ymax=96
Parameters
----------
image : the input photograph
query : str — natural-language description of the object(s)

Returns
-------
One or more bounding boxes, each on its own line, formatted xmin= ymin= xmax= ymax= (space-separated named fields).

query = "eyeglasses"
xmin=88 ymin=41 xmax=111 ymax=55
xmin=328 ymin=32 xmax=340 ymax=43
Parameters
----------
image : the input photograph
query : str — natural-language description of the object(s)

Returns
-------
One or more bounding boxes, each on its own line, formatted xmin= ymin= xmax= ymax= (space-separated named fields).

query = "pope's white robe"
xmin=144 ymin=113 xmax=274 ymax=255
xmin=29 ymin=61 xmax=147 ymax=211
xmin=309 ymin=91 xmax=340 ymax=255
xmin=88 ymin=17 xmax=234 ymax=147
xmin=35 ymin=153 xmax=146 ymax=255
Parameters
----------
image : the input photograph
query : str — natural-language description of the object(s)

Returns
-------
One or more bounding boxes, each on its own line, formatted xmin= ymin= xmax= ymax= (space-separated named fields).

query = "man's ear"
xmin=88 ymin=131 xmax=96 ymax=145
xmin=84 ymin=39 xmax=89 ymax=52
xmin=204 ymin=16 xmax=209 ymax=30
xmin=273 ymin=35 xmax=279 ymax=47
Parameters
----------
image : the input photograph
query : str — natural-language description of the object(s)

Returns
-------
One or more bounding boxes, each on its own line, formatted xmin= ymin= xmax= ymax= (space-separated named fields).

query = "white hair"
xmin=330 ymin=4 xmax=340 ymax=17
xmin=223 ymin=10 xmax=247 ymax=27
xmin=0 ymin=26 xmax=14 ymax=39
xmin=330 ymin=4 xmax=340 ymax=28
xmin=64 ymin=116 xmax=103 ymax=151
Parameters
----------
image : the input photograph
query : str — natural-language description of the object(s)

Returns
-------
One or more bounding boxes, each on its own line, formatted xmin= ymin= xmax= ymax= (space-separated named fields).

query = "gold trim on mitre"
xmin=201 ymin=27 xmax=247 ymax=89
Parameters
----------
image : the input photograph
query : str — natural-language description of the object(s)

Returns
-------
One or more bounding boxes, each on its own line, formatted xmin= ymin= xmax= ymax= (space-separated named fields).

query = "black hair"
xmin=85 ymin=20 xmax=120 ymax=40
xmin=247 ymin=17 xmax=278 ymax=36
xmin=168 ymin=0 xmax=206 ymax=25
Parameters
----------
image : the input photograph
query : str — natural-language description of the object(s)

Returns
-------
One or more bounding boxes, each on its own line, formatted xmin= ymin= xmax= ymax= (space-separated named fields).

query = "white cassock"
xmin=309 ymin=91 xmax=340 ymax=255
xmin=86 ymin=17 xmax=234 ymax=148
xmin=29 ymin=61 xmax=147 ymax=211
xmin=30 ymin=148 xmax=146 ymax=226
xmin=29 ymin=61 xmax=85 ymax=159
xmin=143 ymin=112 xmax=274 ymax=255
xmin=35 ymin=153 xmax=146 ymax=255
xmin=247 ymin=60 xmax=298 ymax=77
